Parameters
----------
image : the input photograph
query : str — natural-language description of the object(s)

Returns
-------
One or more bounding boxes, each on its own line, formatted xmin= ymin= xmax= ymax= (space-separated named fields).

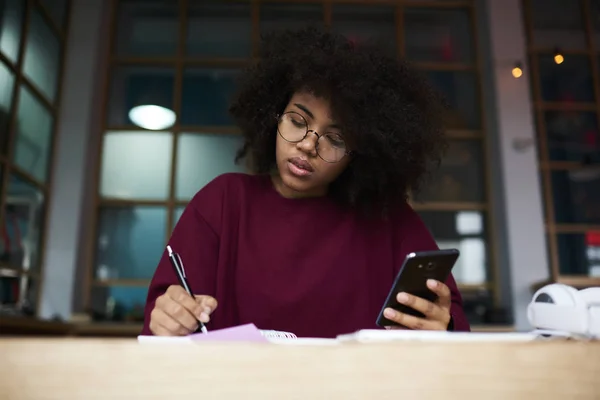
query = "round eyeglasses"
xmin=276 ymin=111 xmax=350 ymax=163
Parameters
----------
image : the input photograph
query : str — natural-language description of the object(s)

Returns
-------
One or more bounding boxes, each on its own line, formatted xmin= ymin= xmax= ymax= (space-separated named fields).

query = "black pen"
xmin=166 ymin=245 xmax=208 ymax=334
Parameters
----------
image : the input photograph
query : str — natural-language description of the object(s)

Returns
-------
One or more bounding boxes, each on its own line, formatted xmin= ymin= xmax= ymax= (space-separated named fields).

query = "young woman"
xmin=142 ymin=27 xmax=470 ymax=338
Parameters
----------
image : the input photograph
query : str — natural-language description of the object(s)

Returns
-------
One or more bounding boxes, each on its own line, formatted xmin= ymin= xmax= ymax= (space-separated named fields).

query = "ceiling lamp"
xmin=128 ymin=104 xmax=176 ymax=131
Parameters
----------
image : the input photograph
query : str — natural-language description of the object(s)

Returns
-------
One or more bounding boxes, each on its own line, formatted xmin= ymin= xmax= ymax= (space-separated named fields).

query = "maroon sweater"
xmin=142 ymin=173 xmax=470 ymax=337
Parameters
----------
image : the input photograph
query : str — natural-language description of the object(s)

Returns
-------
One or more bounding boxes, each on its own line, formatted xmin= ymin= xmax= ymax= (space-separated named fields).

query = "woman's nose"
xmin=297 ymin=130 xmax=319 ymax=155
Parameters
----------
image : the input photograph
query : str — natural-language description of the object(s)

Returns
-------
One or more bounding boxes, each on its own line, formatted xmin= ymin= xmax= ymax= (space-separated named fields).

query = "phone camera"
xmin=426 ymin=262 xmax=435 ymax=271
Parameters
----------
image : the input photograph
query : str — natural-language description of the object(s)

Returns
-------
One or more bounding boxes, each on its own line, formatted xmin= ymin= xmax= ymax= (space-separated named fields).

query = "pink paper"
xmin=188 ymin=323 xmax=269 ymax=343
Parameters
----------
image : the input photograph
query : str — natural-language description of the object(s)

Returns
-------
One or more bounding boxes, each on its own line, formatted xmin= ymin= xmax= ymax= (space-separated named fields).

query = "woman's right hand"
xmin=149 ymin=285 xmax=218 ymax=336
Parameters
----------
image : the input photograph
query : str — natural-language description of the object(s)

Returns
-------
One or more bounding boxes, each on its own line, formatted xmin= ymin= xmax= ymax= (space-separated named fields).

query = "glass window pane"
xmin=538 ymin=54 xmax=594 ymax=103
xmin=0 ymin=277 xmax=19 ymax=312
xmin=418 ymin=139 xmax=485 ymax=202
xmin=187 ymin=1 xmax=251 ymax=58
xmin=100 ymin=131 xmax=173 ymax=200
xmin=1 ymin=174 xmax=45 ymax=273
xmin=592 ymin=1 xmax=600 ymax=51
xmin=175 ymin=132 xmax=245 ymax=200
xmin=14 ymin=86 xmax=54 ymax=182
xmin=461 ymin=289 xmax=504 ymax=325
xmin=107 ymin=66 xmax=175 ymax=127
xmin=95 ymin=206 xmax=167 ymax=281
xmin=544 ymin=111 xmax=600 ymax=162
xmin=172 ymin=205 xmax=185 ymax=232
xmin=425 ymin=70 xmax=480 ymax=130
xmin=22 ymin=8 xmax=61 ymax=103
xmin=39 ymin=0 xmax=68 ymax=29
xmin=531 ymin=0 xmax=586 ymax=50
xmin=115 ymin=0 xmax=177 ymax=57
xmin=418 ymin=210 xmax=488 ymax=285
xmin=0 ymin=0 xmax=24 ymax=63
xmin=551 ymin=170 xmax=600 ymax=225
xmin=89 ymin=285 xmax=148 ymax=322
xmin=0 ymin=276 xmax=38 ymax=316
xmin=404 ymin=8 xmax=473 ymax=63
xmin=260 ymin=3 xmax=324 ymax=36
xmin=0 ymin=61 xmax=15 ymax=155
xmin=331 ymin=4 xmax=397 ymax=53
xmin=556 ymin=232 xmax=600 ymax=276
xmin=181 ymin=68 xmax=239 ymax=126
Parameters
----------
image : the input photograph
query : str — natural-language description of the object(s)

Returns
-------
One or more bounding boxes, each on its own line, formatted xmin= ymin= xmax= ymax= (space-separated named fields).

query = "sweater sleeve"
xmin=394 ymin=203 xmax=471 ymax=332
xmin=141 ymin=177 xmax=226 ymax=335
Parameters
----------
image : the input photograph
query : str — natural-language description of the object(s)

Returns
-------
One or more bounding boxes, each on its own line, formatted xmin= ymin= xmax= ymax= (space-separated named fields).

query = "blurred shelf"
xmin=0 ymin=315 xmax=71 ymax=336
xmin=531 ymin=276 xmax=600 ymax=292
xmin=471 ymin=325 xmax=514 ymax=333
xmin=0 ymin=316 xmax=142 ymax=337
xmin=71 ymin=322 xmax=143 ymax=337
xmin=458 ymin=283 xmax=491 ymax=292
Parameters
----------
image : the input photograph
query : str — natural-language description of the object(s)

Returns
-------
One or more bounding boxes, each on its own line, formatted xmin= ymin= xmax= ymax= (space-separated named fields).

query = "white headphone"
xmin=527 ymin=283 xmax=600 ymax=339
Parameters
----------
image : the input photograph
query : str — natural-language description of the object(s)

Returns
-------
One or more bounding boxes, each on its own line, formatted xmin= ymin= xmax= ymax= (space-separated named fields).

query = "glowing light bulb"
xmin=128 ymin=105 xmax=176 ymax=130
xmin=554 ymin=48 xmax=564 ymax=64
xmin=512 ymin=65 xmax=523 ymax=78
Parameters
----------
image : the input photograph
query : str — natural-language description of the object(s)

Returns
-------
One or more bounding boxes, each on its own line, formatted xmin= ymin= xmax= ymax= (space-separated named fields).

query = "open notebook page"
xmin=137 ymin=323 xmax=337 ymax=344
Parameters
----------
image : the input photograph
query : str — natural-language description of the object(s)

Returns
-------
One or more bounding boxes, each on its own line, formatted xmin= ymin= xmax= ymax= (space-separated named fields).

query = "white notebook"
xmin=336 ymin=329 xmax=540 ymax=343
xmin=137 ymin=324 xmax=297 ymax=344
xmin=137 ymin=323 xmax=552 ymax=345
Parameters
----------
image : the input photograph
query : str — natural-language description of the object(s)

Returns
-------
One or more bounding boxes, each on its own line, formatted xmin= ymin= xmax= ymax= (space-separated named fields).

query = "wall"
xmin=38 ymin=0 xmax=551 ymax=329
xmin=483 ymin=0 xmax=550 ymax=329
xmin=38 ymin=0 xmax=109 ymax=319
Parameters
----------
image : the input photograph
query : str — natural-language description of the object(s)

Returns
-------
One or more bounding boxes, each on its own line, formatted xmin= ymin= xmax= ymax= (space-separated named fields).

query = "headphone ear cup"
xmin=528 ymin=284 xmax=588 ymax=335
xmin=579 ymin=288 xmax=600 ymax=338
xmin=533 ymin=283 xmax=579 ymax=306
xmin=578 ymin=288 xmax=600 ymax=306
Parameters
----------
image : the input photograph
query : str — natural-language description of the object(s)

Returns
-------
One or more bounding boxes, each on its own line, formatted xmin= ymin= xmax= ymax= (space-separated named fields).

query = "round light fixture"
xmin=128 ymin=104 xmax=176 ymax=130
xmin=554 ymin=48 xmax=564 ymax=65
xmin=512 ymin=62 xmax=523 ymax=78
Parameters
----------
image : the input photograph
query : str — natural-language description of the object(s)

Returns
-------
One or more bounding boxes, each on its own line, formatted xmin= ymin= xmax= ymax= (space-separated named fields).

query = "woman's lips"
xmin=288 ymin=157 xmax=313 ymax=177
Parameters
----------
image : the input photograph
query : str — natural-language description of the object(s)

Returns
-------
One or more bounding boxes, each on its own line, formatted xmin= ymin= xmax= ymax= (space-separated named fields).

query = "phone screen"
xmin=376 ymin=249 xmax=459 ymax=327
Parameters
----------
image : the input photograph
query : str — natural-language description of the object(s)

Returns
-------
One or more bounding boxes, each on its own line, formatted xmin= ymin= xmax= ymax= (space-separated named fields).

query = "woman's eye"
xmin=291 ymin=119 xmax=305 ymax=128
xmin=327 ymin=135 xmax=345 ymax=146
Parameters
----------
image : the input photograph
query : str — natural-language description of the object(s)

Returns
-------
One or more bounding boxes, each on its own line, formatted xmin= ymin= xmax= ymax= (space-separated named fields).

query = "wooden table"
xmin=1 ymin=339 xmax=599 ymax=399
xmin=0 ymin=315 xmax=516 ymax=337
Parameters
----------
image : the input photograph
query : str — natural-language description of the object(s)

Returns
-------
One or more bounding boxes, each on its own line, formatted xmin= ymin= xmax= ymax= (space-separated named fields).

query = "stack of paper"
xmin=138 ymin=324 xmax=552 ymax=345
xmin=336 ymin=329 xmax=540 ymax=343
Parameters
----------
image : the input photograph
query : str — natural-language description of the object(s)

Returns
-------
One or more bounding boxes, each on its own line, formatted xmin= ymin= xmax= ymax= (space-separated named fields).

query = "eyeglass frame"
xmin=275 ymin=111 xmax=353 ymax=163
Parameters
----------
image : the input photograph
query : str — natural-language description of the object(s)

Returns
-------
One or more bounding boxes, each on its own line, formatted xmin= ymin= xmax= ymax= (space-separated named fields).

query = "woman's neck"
xmin=270 ymin=173 xmax=328 ymax=199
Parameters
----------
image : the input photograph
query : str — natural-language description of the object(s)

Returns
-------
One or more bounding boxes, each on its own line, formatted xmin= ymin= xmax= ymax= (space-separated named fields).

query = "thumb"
xmin=194 ymin=295 xmax=218 ymax=315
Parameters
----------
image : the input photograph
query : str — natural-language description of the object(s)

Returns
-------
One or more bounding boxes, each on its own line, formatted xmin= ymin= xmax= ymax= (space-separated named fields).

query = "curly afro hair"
xmin=230 ymin=26 xmax=447 ymax=216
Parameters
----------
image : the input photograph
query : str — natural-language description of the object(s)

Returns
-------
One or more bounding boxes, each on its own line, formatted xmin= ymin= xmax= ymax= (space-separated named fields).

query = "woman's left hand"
xmin=383 ymin=279 xmax=452 ymax=331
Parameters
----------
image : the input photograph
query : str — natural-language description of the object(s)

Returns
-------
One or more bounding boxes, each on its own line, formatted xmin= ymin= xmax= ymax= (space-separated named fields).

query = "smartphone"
xmin=376 ymin=249 xmax=460 ymax=327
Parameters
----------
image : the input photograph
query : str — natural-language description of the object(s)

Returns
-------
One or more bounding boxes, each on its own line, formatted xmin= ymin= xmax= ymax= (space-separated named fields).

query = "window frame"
xmin=0 ymin=0 xmax=71 ymax=315
xmin=84 ymin=0 xmax=500 ymax=318
xmin=522 ymin=0 xmax=600 ymax=287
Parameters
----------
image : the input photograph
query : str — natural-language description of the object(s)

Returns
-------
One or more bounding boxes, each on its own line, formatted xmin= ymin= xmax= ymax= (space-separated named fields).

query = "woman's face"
xmin=273 ymin=91 xmax=351 ymax=198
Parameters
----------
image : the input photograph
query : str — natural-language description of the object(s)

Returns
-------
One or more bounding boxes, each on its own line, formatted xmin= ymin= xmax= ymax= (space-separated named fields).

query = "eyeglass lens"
xmin=277 ymin=112 xmax=347 ymax=163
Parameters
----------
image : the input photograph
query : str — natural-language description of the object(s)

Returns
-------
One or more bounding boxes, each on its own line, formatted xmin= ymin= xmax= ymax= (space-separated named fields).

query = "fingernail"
xmin=199 ymin=312 xmax=210 ymax=323
xmin=204 ymin=307 xmax=211 ymax=314
xmin=397 ymin=292 xmax=409 ymax=303
xmin=428 ymin=279 xmax=438 ymax=287
xmin=384 ymin=308 xmax=396 ymax=318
